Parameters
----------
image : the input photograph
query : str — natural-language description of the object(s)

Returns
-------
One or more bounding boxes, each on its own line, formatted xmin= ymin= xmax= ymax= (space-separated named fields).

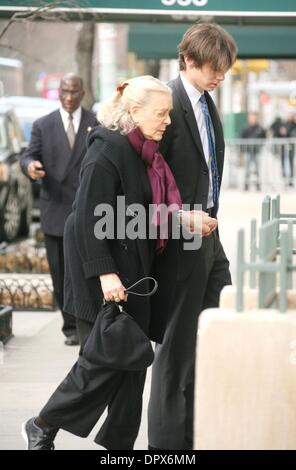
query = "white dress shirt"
xmin=59 ymin=106 xmax=82 ymax=135
xmin=180 ymin=73 xmax=214 ymax=209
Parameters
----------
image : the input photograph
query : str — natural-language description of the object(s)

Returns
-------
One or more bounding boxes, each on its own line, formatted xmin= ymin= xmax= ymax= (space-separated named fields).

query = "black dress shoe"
xmin=22 ymin=417 xmax=58 ymax=450
xmin=64 ymin=334 xmax=79 ymax=346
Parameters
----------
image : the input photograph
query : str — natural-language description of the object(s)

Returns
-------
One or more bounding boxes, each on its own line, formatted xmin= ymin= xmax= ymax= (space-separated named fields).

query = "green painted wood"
xmin=279 ymin=229 xmax=289 ymax=312
xmin=236 ymin=228 xmax=245 ymax=313
xmin=258 ymin=220 xmax=278 ymax=309
xmin=249 ymin=218 xmax=257 ymax=289
xmin=261 ymin=195 xmax=271 ymax=225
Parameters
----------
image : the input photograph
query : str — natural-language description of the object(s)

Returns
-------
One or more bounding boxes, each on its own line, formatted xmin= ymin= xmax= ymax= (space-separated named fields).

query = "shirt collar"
xmin=59 ymin=106 xmax=82 ymax=122
xmin=180 ymin=73 xmax=203 ymax=106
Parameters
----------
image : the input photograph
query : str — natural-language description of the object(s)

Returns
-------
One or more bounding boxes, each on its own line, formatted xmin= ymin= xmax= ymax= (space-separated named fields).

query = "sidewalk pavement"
xmin=0 ymin=190 xmax=295 ymax=450
xmin=0 ymin=311 xmax=150 ymax=450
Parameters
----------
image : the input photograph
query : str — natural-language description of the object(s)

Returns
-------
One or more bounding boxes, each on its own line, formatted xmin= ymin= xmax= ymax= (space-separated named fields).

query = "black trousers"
xmin=148 ymin=232 xmax=232 ymax=450
xmin=281 ymin=148 xmax=294 ymax=180
xmin=244 ymin=152 xmax=260 ymax=187
xmin=39 ymin=317 xmax=147 ymax=450
xmin=44 ymin=234 xmax=77 ymax=338
xmin=76 ymin=317 xmax=93 ymax=353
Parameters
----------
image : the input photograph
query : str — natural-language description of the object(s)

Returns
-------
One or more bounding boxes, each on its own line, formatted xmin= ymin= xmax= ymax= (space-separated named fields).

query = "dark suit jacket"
xmin=20 ymin=108 xmax=98 ymax=236
xmin=160 ymin=76 xmax=225 ymax=218
xmin=150 ymin=76 xmax=227 ymax=338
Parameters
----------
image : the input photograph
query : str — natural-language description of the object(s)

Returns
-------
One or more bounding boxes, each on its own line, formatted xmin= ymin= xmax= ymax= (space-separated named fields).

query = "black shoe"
xmin=64 ymin=334 xmax=79 ymax=346
xmin=22 ymin=417 xmax=58 ymax=450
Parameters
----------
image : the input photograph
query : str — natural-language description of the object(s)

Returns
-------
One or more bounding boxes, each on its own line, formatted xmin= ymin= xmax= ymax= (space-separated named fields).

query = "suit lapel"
xmin=52 ymin=111 xmax=72 ymax=182
xmin=61 ymin=108 xmax=91 ymax=181
xmin=173 ymin=76 xmax=207 ymax=165
xmin=206 ymin=92 xmax=224 ymax=179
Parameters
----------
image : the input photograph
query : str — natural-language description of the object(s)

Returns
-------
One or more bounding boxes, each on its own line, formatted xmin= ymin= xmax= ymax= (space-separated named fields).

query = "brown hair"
xmin=178 ymin=23 xmax=237 ymax=72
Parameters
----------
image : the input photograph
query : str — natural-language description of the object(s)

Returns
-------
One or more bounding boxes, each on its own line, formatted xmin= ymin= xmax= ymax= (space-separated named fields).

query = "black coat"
xmin=20 ymin=108 xmax=98 ymax=236
xmin=63 ymin=126 xmax=166 ymax=343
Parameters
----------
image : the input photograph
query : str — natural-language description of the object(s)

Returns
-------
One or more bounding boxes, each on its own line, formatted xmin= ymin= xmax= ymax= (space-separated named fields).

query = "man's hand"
xmin=203 ymin=213 xmax=218 ymax=234
xmin=180 ymin=210 xmax=218 ymax=237
xmin=27 ymin=161 xmax=46 ymax=180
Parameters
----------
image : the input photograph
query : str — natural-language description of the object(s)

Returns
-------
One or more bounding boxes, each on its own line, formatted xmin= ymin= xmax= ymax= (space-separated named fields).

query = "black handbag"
xmin=82 ymin=277 xmax=158 ymax=371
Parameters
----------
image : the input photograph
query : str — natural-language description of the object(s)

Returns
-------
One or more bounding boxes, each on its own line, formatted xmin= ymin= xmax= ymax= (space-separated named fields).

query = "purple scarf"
xmin=127 ymin=127 xmax=182 ymax=254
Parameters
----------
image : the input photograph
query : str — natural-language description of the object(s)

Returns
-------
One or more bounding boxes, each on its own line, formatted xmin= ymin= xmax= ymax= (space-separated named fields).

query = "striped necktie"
xmin=199 ymin=94 xmax=219 ymax=207
xmin=67 ymin=113 xmax=75 ymax=150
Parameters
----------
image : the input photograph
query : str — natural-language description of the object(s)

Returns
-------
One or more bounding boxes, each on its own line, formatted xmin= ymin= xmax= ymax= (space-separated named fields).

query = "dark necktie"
xmin=67 ymin=114 xmax=75 ymax=150
xmin=199 ymin=94 xmax=219 ymax=207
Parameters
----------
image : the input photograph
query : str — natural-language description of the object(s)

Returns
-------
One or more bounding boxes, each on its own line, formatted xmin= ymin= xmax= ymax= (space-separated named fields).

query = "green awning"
xmin=128 ymin=25 xmax=296 ymax=59
xmin=1 ymin=1 xmax=296 ymax=25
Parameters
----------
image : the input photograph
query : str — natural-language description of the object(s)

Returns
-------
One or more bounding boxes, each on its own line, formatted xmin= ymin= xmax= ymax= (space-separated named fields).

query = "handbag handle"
xmin=102 ymin=277 xmax=158 ymax=305
xmin=124 ymin=277 xmax=158 ymax=297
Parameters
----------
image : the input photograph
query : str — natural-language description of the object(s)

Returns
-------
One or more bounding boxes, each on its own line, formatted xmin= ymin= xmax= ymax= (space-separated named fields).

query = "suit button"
xmin=202 ymin=169 xmax=208 ymax=175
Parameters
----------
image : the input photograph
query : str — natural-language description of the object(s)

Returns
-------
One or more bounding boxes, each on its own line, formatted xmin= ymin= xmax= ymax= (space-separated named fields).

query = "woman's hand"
xmin=99 ymin=273 xmax=128 ymax=302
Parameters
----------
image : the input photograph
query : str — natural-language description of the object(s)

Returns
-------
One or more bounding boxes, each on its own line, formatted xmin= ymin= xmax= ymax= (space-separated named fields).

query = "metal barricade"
xmin=236 ymin=220 xmax=293 ymax=313
xmin=224 ymin=138 xmax=296 ymax=191
xmin=236 ymin=195 xmax=296 ymax=313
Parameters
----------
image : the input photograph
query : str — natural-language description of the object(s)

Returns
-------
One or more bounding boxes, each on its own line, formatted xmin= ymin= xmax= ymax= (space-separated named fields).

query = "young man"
xmin=148 ymin=23 xmax=237 ymax=450
xmin=20 ymin=74 xmax=98 ymax=345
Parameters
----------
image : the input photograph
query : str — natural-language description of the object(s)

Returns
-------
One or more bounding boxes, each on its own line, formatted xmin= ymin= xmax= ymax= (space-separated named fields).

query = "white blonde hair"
xmin=98 ymin=75 xmax=172 ymax=134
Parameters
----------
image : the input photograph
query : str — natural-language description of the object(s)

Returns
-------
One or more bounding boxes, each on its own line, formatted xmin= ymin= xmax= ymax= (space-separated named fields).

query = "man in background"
xmin=240 ymin=111 xmax=266 ymax=191
xmin=20 ymin=73 xmax=98 ymax=345
xmin=278 ymin=109 xmax=296 ymax=187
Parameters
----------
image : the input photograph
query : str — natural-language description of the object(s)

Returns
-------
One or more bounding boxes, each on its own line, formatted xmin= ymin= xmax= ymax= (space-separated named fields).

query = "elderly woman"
xmin=21 ymin=76 xmax=183 ymax=450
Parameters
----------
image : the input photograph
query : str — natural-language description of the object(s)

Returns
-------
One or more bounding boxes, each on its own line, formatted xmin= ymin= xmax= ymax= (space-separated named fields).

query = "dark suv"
xmin=0 ymin=104 xmax=32 ymax=241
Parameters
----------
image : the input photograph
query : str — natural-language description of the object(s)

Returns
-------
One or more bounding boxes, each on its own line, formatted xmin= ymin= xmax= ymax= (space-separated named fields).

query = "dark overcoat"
xmin=63 ymin=126 xmax=167 ymax=343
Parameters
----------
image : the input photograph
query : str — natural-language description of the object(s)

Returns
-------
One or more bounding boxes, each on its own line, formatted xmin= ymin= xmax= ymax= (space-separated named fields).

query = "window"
xmin=0 ymin=116 xmax=7 ymax=150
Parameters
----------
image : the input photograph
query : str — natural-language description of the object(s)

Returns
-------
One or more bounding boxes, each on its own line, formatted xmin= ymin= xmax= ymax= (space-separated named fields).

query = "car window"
xmin=22 ymin=120 xmax=33 ymax=142
xmin=10 ymin=113 xmax=24 ymax=142
xmin=0 ymin=116 xmax=7 ymax=149
xmin=7 ymin=118 xmax=21 ymax=154
xmin=14 ymin=116 xmax=34 ymax=142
